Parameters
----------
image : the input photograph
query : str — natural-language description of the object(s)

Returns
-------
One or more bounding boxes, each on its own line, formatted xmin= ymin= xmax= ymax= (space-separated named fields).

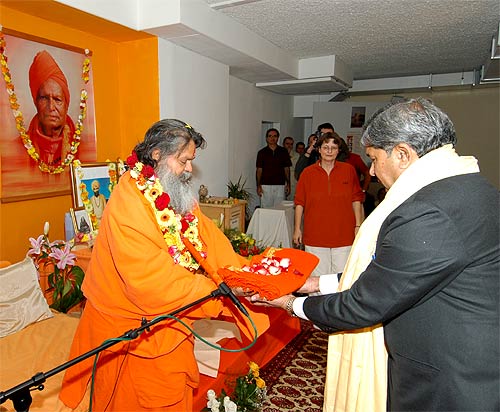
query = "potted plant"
xmin=227 ymin=176 xmax=252 ymax=222
xmin=27 ymin=222 xmax=85 ymax=313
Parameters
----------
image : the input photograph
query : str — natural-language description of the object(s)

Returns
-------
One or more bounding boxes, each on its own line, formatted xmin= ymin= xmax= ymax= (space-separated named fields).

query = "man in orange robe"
xmin=59 ymin=119 xmax=268 ymax=411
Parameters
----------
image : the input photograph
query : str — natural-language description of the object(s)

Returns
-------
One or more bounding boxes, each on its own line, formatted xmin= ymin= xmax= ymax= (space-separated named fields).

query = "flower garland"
xmin=0 ymin=32 xmax=90 ymax=174
xmin=126 ymin=151 xmax=207 ymax=272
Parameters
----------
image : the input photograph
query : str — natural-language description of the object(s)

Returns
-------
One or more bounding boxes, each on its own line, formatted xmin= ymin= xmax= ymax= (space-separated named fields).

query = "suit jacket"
xmin=304 ymin=173 xmax=499 ymax=411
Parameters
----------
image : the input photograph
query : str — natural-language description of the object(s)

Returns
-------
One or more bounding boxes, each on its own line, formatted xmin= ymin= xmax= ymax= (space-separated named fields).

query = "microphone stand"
xmin=0 ymin=288 xmax=225 ymax=412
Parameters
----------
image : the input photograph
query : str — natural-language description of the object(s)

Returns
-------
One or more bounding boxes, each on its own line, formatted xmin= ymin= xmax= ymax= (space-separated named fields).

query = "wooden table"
xmin=200 ymin=200 xmax=247 ymax=232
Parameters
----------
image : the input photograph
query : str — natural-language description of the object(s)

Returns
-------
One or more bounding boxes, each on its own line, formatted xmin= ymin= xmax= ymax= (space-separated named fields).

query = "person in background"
xmin=374 ymin=186 xmax=387 ymax=207
xmin=89 ymin=180 xmax=107 ymax=221
xmin=337 ymin=135 xmax=371 ymax=192
xmin=336 ymin=133 xmax=373 ymax=215
xmin=283 ymin=136 xmax=299 ymax=200
xmin=282 ymin=135 xmax=294 ymax=153
xmin=251 ymin=98 xmax=499 ymax=412
xmin=293 ymin=132 xmax=364 ymax=291
xmin=295 ymin=131 xmax=321 ymax=180
xmin=295 ymin=141 xmax=305 ymax=156
xmin=28 ymin=50 xmax=75 ymax=168
xmin=60 ymin=119 xmax=268 ymax=411
xmin=256 ymin=128 xmax=291 ymax=208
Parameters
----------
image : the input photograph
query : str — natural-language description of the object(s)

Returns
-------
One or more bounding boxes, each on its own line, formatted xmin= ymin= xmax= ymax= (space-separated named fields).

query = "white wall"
xmin=345 ymin=88 xmax=500 ymax=189
xmin=158 ymin=39 xmax=303 ymax=216
xmin=228 ymin=76 xmax=301 ymax=214
xmin=158 ymin=38 xmax=230 ymax=197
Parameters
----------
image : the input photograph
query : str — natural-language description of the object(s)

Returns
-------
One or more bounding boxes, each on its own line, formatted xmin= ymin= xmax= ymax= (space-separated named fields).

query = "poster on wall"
xmin=0 ymin=29 xmax=96 ymax=203
xmin=350 ymin=106 xmax=366 ymax=128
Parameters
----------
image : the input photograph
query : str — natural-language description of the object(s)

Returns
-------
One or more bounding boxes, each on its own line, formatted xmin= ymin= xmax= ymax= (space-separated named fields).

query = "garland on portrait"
xmin=0 ymin=32 xmax=91 ymax=174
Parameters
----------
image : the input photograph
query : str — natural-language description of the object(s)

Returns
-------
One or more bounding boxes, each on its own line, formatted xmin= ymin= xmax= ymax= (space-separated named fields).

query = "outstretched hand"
xmin=246 ymin=293 xmax=291 ymax=311
xmin=296 ymin=276 xmax=320 ymax=294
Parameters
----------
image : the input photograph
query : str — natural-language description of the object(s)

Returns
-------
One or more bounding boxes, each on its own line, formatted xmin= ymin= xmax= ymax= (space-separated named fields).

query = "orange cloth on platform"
xmin=59 ymin=172 xmax=269 ymax=411
xmin=219 ymin=248 xmax=319 ymax=300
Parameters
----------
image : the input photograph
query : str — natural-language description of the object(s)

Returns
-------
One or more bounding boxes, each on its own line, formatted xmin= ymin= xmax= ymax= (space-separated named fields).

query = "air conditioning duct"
xmin=481 ymin=22 xmax=500 ymax=83
xmin=256 ymin=55 xmax=353 ymax=95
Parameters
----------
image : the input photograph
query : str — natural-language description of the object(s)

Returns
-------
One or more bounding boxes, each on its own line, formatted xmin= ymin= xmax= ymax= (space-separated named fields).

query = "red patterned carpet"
xmin=259 ymin=319 xmax=329 ymax=411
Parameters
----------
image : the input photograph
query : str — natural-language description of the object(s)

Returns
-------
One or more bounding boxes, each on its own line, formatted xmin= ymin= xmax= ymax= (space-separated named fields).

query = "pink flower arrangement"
xmin=28 ymin=222 xmax=85 ymax=313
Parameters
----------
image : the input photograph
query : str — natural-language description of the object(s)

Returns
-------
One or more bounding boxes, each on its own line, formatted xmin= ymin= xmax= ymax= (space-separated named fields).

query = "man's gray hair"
xmin=134 ymin=119 xmax=206 ymax=168
xmin=361 ymin=97 xmax=457 ymax=156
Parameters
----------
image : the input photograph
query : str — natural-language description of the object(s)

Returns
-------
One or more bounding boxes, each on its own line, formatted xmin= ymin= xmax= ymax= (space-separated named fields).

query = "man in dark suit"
xmin=250 ymin=98 xmax=499 ymax=411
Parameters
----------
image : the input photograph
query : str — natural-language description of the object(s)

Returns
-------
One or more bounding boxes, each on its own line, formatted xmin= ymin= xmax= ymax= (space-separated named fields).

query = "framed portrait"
xmin=0 ymin=29 xmax=96 ymax=202
xmin=70 ymin=207 xmax=93 ymax=235
xmin=350 ymin=106 xmax=366 ymax=128
xmin=70 ymin=162 xmax=118 ymax=229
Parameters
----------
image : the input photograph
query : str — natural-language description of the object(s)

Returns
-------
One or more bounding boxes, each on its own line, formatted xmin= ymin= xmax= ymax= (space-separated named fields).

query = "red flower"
xmin=126 ymin=151 xmax=138 ymax=169
xmin=239 ymin=246 xmax=249 ymax=257
xmin=155 ymin=193 xmax=170 ymax=210
xmin=184 ymin=213 xmax=195 ymax=222
xmin=250 ymin=246 xmax=261 ymax=256
xmin=180 ymin=219 xmax=189 ymax=233
xmin=142 ymin=165 xmax=155 ymax=178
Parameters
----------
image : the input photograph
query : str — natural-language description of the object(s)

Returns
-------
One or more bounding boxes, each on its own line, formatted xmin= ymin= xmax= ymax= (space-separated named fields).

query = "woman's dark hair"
xmin=316 ymin=131 xmax=342 ymax=149
xmin=134 ymin=119 xmax=206 ymax=167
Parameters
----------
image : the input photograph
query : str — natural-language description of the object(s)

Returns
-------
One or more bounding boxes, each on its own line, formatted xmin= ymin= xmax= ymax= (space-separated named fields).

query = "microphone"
xmin=181 ymin=236 xmax=249 ymax=317
xmin=215 ymin=280 xmax=249 ymax=317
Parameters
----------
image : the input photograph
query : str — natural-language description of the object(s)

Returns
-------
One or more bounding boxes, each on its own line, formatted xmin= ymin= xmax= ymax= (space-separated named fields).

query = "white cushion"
xmin=0 ymin=257 xmax=53 ymax=338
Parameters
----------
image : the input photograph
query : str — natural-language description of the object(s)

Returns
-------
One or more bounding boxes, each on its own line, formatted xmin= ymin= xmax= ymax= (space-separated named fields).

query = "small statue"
xmin=199 ymin=184 xmax=208 ymax=203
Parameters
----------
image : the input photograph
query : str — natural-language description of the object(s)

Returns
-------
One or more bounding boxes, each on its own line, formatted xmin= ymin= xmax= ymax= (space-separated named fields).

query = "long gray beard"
xmin=156 ymin=167 xmax=196 ymax=215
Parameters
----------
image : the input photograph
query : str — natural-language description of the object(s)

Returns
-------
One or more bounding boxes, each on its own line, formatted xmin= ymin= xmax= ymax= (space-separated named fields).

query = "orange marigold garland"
xmin=126 ymin=151 xmax=207 ymax=272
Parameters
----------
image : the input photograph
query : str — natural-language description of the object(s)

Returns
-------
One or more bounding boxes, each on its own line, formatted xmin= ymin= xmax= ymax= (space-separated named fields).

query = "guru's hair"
xmin=361 ymin=97 xmax=456 ymax=156
xmin=134 ymin=119 xmax=206 ymax=167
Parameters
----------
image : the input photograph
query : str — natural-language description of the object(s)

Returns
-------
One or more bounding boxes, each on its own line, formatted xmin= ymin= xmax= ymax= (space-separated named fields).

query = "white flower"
xmin=207 ymin=389 xmax=217 ymax=401
xmin=43 ymin=221 xmax=50 ymax=236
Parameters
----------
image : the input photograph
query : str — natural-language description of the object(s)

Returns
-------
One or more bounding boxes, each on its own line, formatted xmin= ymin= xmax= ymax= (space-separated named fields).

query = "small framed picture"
xmin=70 ymin=162 xmax=118 ymax=225
xmin=70 ymin=207 xmax=93 ymax=235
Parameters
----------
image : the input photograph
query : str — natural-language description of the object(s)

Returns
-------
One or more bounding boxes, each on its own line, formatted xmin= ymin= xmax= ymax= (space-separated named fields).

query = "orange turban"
xmin=28 ymin=50 xmax=70 ymax=106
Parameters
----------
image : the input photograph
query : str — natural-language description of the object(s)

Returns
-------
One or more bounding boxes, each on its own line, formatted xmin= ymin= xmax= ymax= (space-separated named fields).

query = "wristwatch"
xmin=285 ymin=296 xmax=296 ymax=316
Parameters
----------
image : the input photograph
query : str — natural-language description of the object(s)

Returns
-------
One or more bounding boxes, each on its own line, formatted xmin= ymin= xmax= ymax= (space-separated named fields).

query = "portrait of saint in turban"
xmin=0 ymin=33 xmax=96 ymax=201
xmin=28 ymin=50 xmax=75 ymax=167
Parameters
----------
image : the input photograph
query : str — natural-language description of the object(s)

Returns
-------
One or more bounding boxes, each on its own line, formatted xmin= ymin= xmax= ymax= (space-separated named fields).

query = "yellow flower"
xmin=248 ymin=361 xmax=259 ymax=376
xmin=255 ymin=377 xmax=266 ymax=389
xmin=179 ymin=251 xmax=195 ymax=267
xmin=156 ymin=208 xmax=176 ymax=226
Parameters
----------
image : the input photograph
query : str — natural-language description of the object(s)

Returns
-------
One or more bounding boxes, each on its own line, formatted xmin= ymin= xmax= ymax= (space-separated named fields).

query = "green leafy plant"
xmin=27 ymin=222 xmax=85 ymax=313
xmin=227 ymin=175 xmax=251 ymax=201
xmin=227 ymin=176 xmax=252 ymax=221
xmin=204 ymin=361 xmax=266 ymax=412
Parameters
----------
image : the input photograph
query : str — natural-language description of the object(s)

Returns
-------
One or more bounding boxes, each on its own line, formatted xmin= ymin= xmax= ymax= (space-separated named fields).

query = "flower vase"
xmin=37 ymin=263 xmax=55 ymax=305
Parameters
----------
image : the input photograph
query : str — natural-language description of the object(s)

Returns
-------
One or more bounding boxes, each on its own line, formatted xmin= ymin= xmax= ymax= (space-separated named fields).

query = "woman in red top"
xmin=293 ymin=132 xmax=364 ymax=289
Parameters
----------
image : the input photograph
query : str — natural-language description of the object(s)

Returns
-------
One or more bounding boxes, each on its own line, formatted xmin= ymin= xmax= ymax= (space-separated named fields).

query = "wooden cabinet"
xmin=200 ymin=200 xmax=247 ymax=232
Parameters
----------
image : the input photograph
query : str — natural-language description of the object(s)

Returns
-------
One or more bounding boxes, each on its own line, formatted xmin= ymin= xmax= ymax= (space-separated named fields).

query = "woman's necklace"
xmin=126 ymin=151 xmax=207 ymax=272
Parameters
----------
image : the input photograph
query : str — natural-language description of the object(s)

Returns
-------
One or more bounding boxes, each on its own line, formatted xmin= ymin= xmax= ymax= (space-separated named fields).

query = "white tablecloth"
xmin=246 ymin=203 xmax=294 ymax=248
